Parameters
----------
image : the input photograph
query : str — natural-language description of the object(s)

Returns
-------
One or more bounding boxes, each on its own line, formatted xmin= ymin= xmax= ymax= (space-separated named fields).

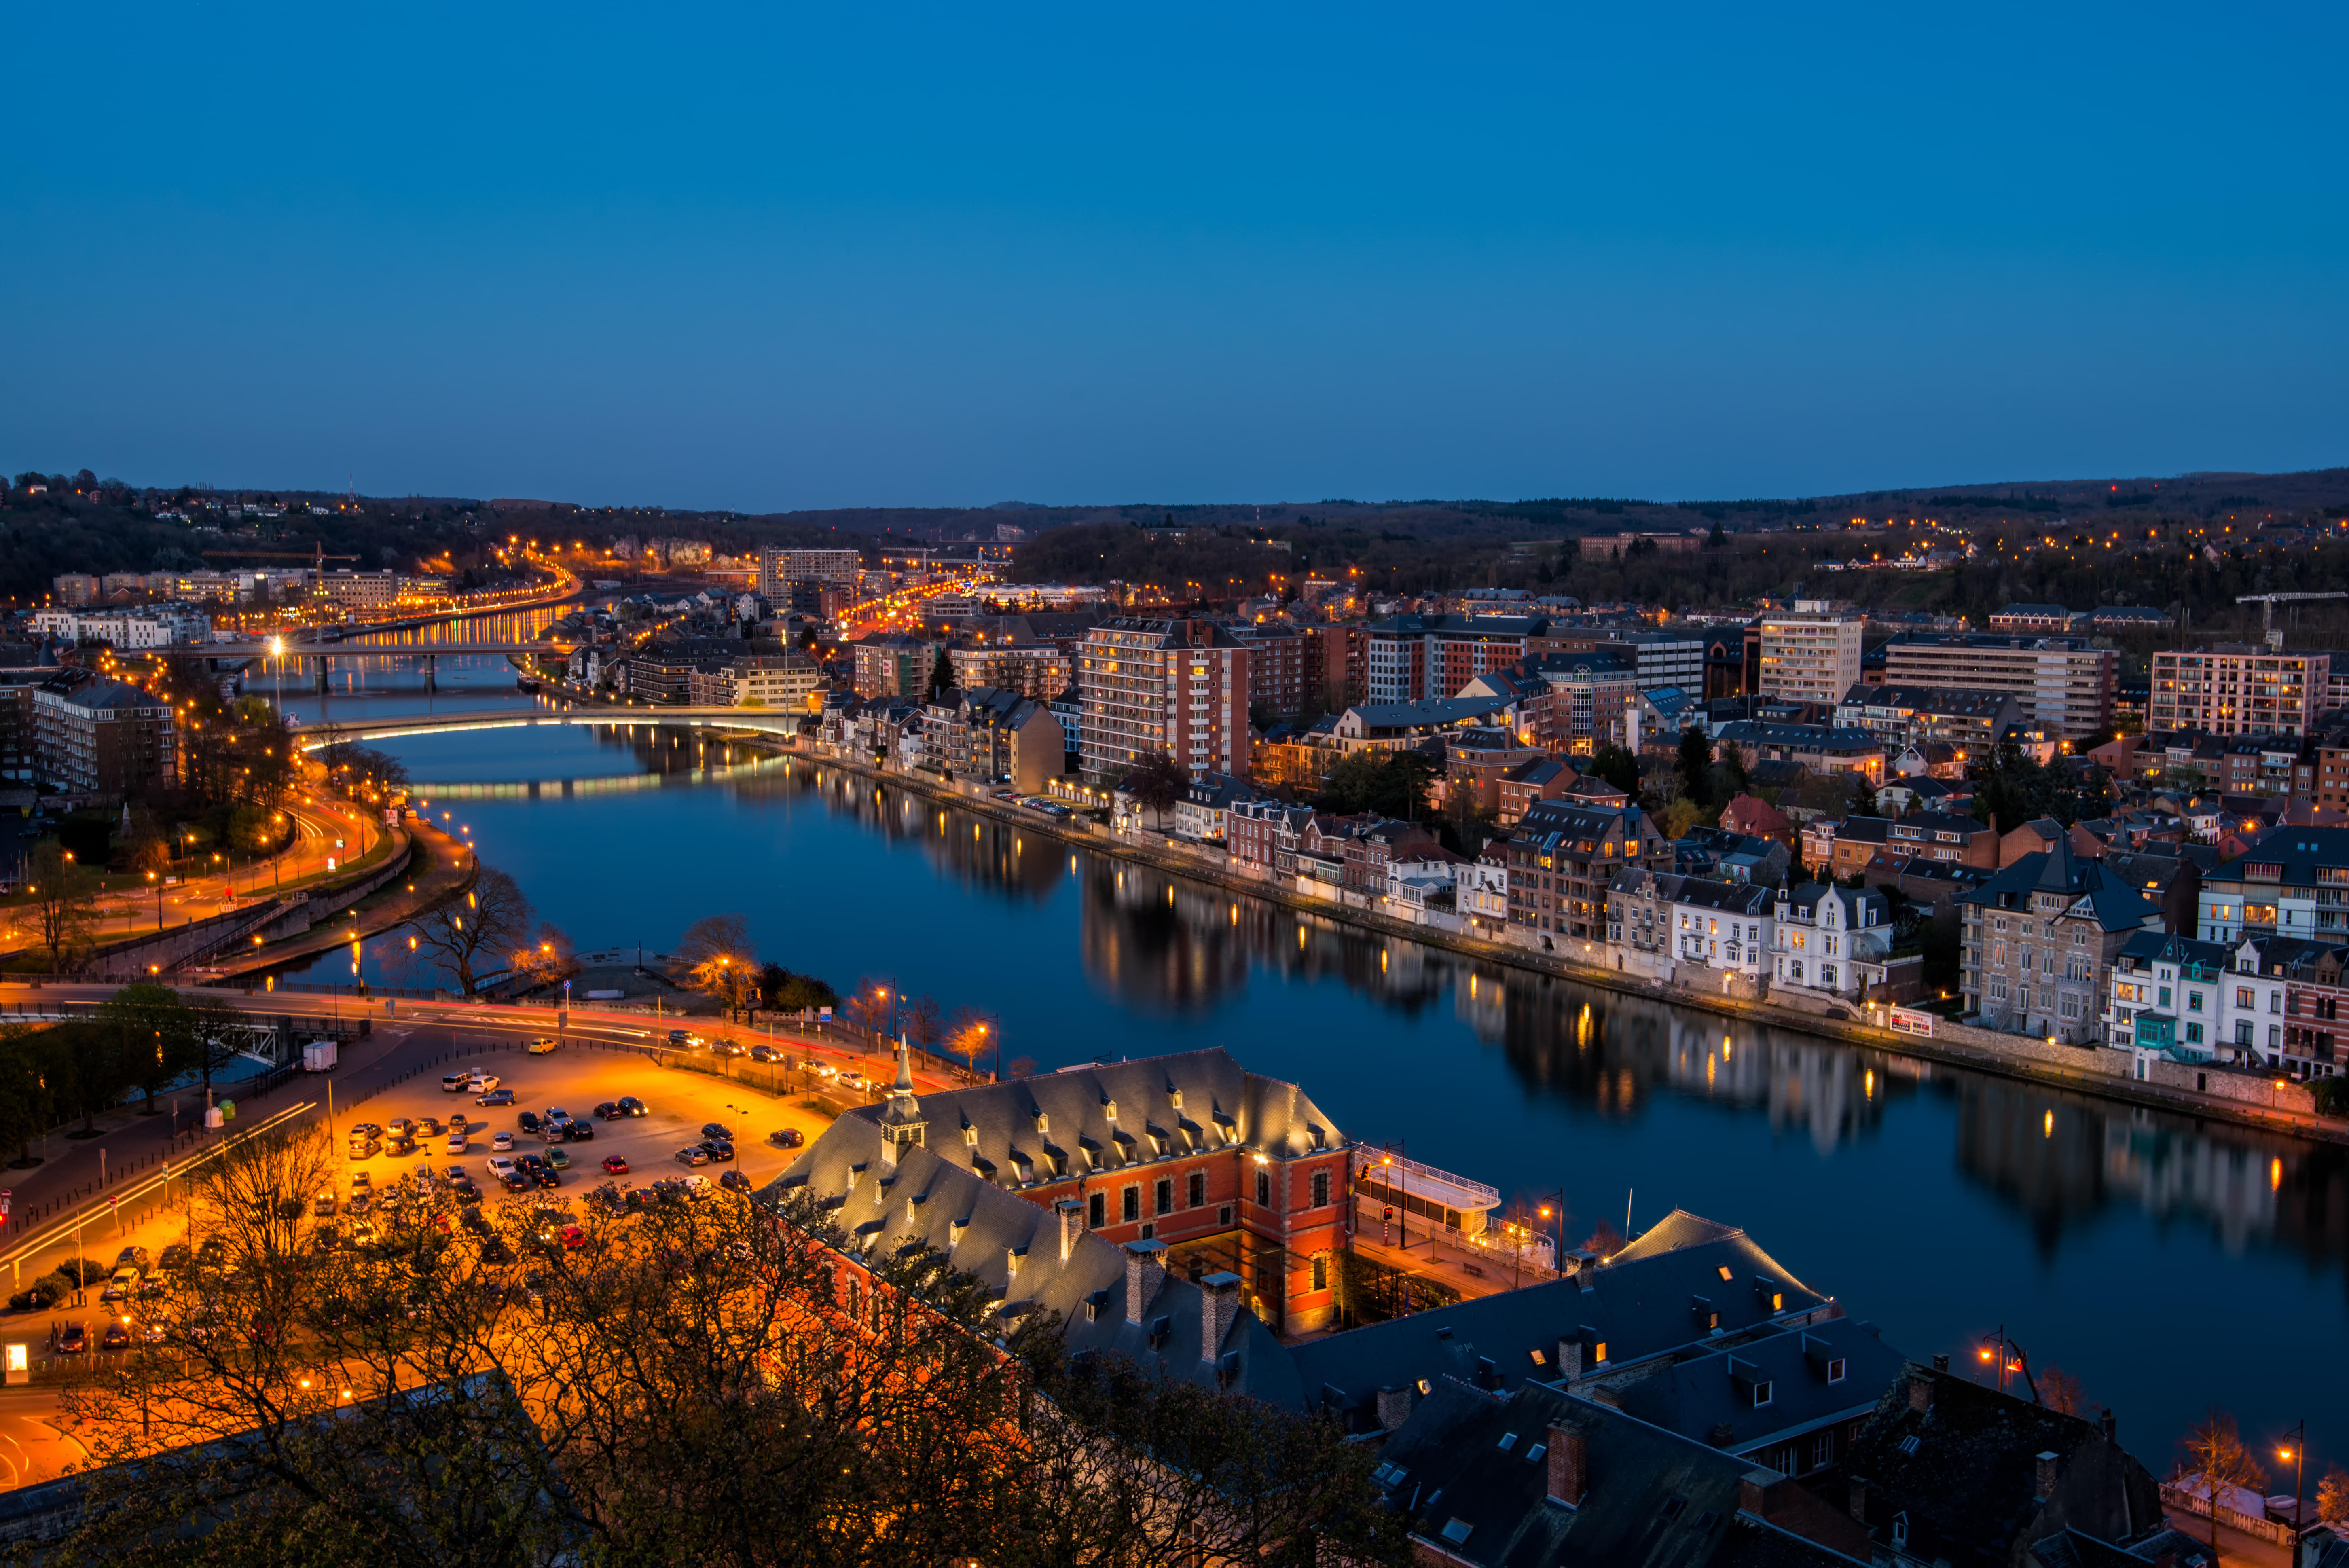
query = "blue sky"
xmin=5 ymin=3 xmax=2343 ymax=510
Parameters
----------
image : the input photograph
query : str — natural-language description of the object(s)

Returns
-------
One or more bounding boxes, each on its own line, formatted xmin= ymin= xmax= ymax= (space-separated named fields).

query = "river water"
xmin=273 ymin=655 xmax=2349 ymax=1478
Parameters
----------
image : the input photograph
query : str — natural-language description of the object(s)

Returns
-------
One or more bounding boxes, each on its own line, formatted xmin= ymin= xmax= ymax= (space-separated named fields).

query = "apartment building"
xmin=948 ymin=643 xmax=1070 ymax=699
xmin=1831 ymin=684 xmax=2021 ymax=753
xmin=2105 ymin=933 xmax=2289 ymax=1067
xmin=32 ymin=680 xmax=177 ymax=801
xmin=757 ymin=548 xmax=863 ymax=599
xmin=2149 ymin=644 xmax=2330 ymax=739
xmin=1754 ymin=614 xmax=1863 ymax=705
xmin=1501 ymin=799 xmax=1670 ymax=946
xmin=1957 ymin=843 xmax=2160 ymax=1042
xmin=1365 ymin=614 xmax=1558 ymax=703
xmin=1531 ymin=651 xmax=1642 ymax=754
xmin=851 ymin=634 xmax=942 ymax=699
xmin=725 ymin=653 xmax=823 ymax=711
xmin=1605 ymin=868 xmax=1776 ymax=986
xmin=1077 ymin=618 xmax=1250 ymax=781
xmin=2232 ymin=936 xmax=2346 ymax=1079
xmin=1227 ymin=623 xmax=1311 ymax=717
xmin=51 ymin=573 xmax=98 ymax=606
xmin=1610 ymin=631 xmax=1708 ymax=694
xmin=2195 ymin=825 xmax=2349 ymax=944
xmin=319 ymin=569 xmax=398 ymax=608
xmin=1877 ymin=632 xmax=2116 ymax=740
xmin=28 ymin=606 xmax=210 ymax=648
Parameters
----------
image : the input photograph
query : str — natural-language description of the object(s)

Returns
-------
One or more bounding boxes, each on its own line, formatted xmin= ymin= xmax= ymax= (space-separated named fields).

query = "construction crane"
xmin=200 ymin=544 xmax=360 ymax=568
xmin=2237 ymin=591 xmax=2349 ymax=631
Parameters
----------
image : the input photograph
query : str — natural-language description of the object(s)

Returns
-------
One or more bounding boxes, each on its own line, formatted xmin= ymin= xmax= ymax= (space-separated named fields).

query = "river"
xmin=270 ymin=656 xmax=2349 ymax=1480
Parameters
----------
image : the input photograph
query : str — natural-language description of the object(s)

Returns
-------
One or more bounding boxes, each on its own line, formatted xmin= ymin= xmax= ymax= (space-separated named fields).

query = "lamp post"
xmin=2279 ymin=1422 xmax=2306 ymax=1545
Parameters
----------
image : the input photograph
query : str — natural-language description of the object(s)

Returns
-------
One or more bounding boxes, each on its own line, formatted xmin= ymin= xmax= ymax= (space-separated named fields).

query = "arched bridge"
xmin=291 ymin=706 xmax=809 ymax=749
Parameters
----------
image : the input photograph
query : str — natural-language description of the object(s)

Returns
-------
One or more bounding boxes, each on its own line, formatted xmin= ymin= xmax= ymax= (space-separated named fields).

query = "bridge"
xmin=290 ymin=705 xmax=809 ymax=748
xmin=193 ymin=638 xmax=568 ymax=692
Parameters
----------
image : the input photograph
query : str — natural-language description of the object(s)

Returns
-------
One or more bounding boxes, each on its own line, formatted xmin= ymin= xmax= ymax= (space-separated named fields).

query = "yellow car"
xmin=527 ymin=1037 xmax=559 ymax=1056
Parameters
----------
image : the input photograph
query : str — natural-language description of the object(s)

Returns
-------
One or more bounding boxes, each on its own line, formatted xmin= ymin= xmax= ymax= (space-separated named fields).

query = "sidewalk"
xmin=209 ymin=820 xmax=474 ymax=979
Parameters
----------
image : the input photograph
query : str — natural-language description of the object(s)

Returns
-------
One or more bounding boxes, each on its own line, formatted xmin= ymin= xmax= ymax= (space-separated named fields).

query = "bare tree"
xmin=2177 ymin=1409 xmax=2268 ymax=1558
xmin=676 ymin=913 xmax=755 ymax=1014
xmin=2318 ymin=1465 xmax=2349 ymax=1526
xmin=401 ymin=865 xmax=534 ymax=996
xmin=2039 ymin=1365 xmax=2090 ymax=1418
xmin=901 ymin=994 xmax=942 ymax=1053
xmin=946 ymin=1005 xmax=994 ymax=1074
xmin=1123 ymin=752 xmax=1187 ymax=828
xmin=21 ymin=841 xmax=100 ymax=972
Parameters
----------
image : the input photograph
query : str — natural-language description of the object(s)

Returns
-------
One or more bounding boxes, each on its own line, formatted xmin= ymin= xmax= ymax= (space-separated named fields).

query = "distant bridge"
xmin=291 ymin=706 xmax=807 ymax=748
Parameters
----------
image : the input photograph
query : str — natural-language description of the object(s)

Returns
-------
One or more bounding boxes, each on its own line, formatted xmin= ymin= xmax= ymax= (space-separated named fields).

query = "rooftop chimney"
xmin=1056 ymin=1198 xmax=1084 ymax=1263
xmin=1199 ymin=1271 xmax=1242 ymax=1362
xmin=1739 ymin=1470 xmax=1784 ymax=1521
xmin=1123 ymin=1238 xmax=1168 ymax=1325
xmin=1375 ymin=1386 xmax=1413 ymax=1433
xmin=1545 ymin=1424 xmax=1586 ymax=1507
xmin=1907 ymin=1372 xmax=1935 ymax=1413
xmin=2035 ymin=1451 xmax=2060 ymax=1502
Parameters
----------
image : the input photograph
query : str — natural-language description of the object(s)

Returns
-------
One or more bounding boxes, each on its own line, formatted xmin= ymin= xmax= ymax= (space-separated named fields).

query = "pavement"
xmin=2161 ymin=1513 xmax=2295 ymax=1568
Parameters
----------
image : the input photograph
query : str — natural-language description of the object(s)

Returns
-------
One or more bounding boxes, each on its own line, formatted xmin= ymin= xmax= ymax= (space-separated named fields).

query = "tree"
xmin=35 ymin=1021 xmax=136 ymax=1137
xmin=1588 ymin=742 xmax=1641 ymax=800
xmin=901 ymin=994 xmax=943 ymax=1054
xmin=0 ymin=1027 xmax=53 ymax=1164
xmin=401 ymin=865 xmax=534 ymax=996
xmin=928 ymin=645 xmax=955 ymax=702
xmin=1663 ymin=796 xmax=1706 ymax=840
xmin=1972 ymin=738 xmax=2063 ymax=829
xmin=1706 ymin=520 xmax=1729 ymax=549
xmin=2039 ymin=1365 xmax=2090 ymax=1418
xmin=677 ymin=913 xmax=755 ymax=1015
xmin=1319 ymin=749 xmax=1440 ymax=819
xmin=1676 ymin=726 xmax=1715 ymax=806
xmin=96 ymin=982 xmax=196 ymax=1115
xmin=182 ymin=988 xmax=250 ymax=1100
xmin=21 ymin=841 xmax=100 ymax=972
xmin=51 ymin=1126 xmax=1411 ymax=1568
xmin=1123 ymin=752 xmax=1188 ymax=827
xmin=2177 ymin=1409 xmax=2268 ymax=1559
xmin=945 ymin=1005 xmax=995 ymax=1075
xmin=2317 ymin=1465 xmax=2349 ymax=1526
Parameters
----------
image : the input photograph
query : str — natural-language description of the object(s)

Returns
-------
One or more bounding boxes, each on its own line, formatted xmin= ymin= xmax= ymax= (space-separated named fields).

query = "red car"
xmin=557 ymin=1225 xmax=588 ymax=1250
xmin=600 ymin=1154 xmax=630 ymax=1175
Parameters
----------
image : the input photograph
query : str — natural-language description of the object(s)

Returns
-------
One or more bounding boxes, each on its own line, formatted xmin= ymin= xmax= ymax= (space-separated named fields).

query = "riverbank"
xmin=772 ymin=737 xmax=2348 ymax=1147
xmin=210 ymin=818 xmax=476 ymax=980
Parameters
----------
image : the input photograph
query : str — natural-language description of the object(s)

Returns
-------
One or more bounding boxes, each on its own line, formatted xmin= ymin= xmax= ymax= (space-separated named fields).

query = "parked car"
xmin=159 ymin=1242 xmax=190 ymax=1271
xmin=442 ymin=1164 xmax=468 ymax=1185
xmin=55 ymin=1323 xmax=89 ymax=1354
xmin=416 ymin=1116 xmax=444 ymax=1137
xmin=719 ymin=1170 xmax=753 ymax=1195
xmin=601 ymin=1154 xmax=630 ymax=1174
xmin=102 ymin=1267 xmax=140 ymax=1302
xmin=442 ymin=1071 xmax=472 ymax=1093
xmin=478 ymin=1088 xmax=516 ymax=1107
xmin=616 ymin=1096 xmax=648 ymax=1118
xmin=557 ymin=1224 xmax=587 ymax=1249
xmin=446 ymin=1131 xmax=468 ymax=1155
xmin=698 ymin=1140 xmax=735 ymax=1163
xmin=545 ymin=1148 xmax=571 ymax=1170
xmin=386 ymin=1135 xmax=417 ymax=1157
xmin=499 ymin=1171 xmax=532 ymax=1194
xmin=518 ymin=1111 xmax=542 ymax=1136
xmin=470 ymin=1074 xmax=502 ymax=1093
xmin=99 ymin=1320 xmax=133 ymax=1352
xmin=486 ymin=1155 xmax=518 ymax=1181
xmin=313 ymin=1191 xmax=338 ymax=1218
xmin=545 ymin=1108 xmax=573 ymax=1128
xmin=563 ymin=1119 xmax=595 ymax=1142
xmin=593 ymin=1101 xmax=622 ymax=1120
xmin=385 ymin=1118 xmax=416 ymax=1138
xmin=674 ymin=1146 xmax=709 ymax=1167
xmin=700 ymin=1123 xmax=734 ymax=1142
xmin=766 ymin=1128 xmax=805 ymax=1149
xmin=452 ymin=1179 xmax=483 ymax=1205
xmin=492 ymin=1130 xmax=515 ymax=1152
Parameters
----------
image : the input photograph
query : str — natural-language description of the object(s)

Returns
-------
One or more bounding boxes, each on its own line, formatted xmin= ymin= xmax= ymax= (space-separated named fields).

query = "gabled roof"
xmin=1608 ymin=1316 xmax=1908 ymax=1456
xmin=769 ymin=1119 xmax=1301 ymax=1407
xmin=1373 ymin=1379 xmax=1869 ymax=1568
xmin=1287 ymin=1219 xmax=1828 ymax=1427
xmin=2204 ymin=823 xmax=2349 ymax=888
xmin=1956 ymin=843 xmax=2159 ymax=931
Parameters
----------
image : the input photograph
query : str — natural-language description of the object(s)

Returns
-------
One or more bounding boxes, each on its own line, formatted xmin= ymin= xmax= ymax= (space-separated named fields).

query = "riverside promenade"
xmin=779 ymin=737 xmax=2349 ymax=1147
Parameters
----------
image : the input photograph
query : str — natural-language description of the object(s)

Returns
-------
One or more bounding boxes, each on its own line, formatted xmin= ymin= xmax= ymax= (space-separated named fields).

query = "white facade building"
xmin=1771 ymin=881 xmax=1892 ymax=1000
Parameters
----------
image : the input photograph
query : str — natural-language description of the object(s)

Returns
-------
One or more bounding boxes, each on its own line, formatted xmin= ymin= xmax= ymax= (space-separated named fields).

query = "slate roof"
xmin=1606 ymin=1317 xmax=1909 ymax=1456
xmin=2205 ymin=824 xmax=2349 ymax=889
xmin=1287 ymin=1213 xmax=1829 ymax=1429
xmin=1843 ymin=1365 xmax=2162 ymax=1568
xmin=769 ymin=1111 xmax=1305 ymax=1407
xmin=1956 ymin=843 xmax=2160 ymax=931
xmin=826 ymin=1047 xmax=1346 ymax=1187
xmin=1374 ymin=1379 xmax=1869 ymax=1568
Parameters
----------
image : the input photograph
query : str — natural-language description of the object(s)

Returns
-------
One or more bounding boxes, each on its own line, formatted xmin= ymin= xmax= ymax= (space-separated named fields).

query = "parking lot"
xmin=1 ymin=1034 xmax=840 ymax=1362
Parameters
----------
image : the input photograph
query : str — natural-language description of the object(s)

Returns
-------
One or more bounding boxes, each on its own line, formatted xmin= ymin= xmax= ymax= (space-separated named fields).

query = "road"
xmin=0 ymin=793 xmax=383 ymax=957
xmin=0 ymin=1389 xmax=87 ymax=1490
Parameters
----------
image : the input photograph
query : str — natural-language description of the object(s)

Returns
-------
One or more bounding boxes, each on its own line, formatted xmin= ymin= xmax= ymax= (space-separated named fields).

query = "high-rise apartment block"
xmin=32 ymin=681 xmax=177 ymax=801
xmin=1078 ymin=618 xmax=1250 ymax=781
xmin=1366 ymin=615 xmax=1558 ymax=703
xmin=1755 ymin=615 xmax=1863 ymax=705
xmin=757 ymin=548 xmax=863 ymax=601
xmin=2150 ymin=645 xmax=2330 ymax=739
xmin=1877 ymin=632 xmax=2116 ymax=740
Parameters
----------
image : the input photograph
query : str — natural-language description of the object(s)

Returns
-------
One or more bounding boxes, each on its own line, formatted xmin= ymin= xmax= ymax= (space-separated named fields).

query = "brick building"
xmin=1077 ymin=618 xmax=1251 ymax=781
xmin=32 ymin=680 xmax=177 ymax=801
xmin=1501 ymin=799 xmax=1670 ymax=946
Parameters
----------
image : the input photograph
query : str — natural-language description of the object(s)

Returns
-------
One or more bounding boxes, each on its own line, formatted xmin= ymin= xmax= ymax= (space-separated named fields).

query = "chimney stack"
xmin=1375 ymin=1386 xmax=1412 ymax=1432
xmin=1739 ymin=1470 xmax=1784 ymax=1521
xmin=1199 ymin=1271 xmax=1242 ymax=1361
xmin=1906 ymin=1372 xmax=1935 ymax=1413
xmin=1554 ymin=1338 xmax=1583 ymax=1379
xmin=2035 ymin=1451 xmax=2060 ymax=1501
xmin=1057 ymin=1198 xmax=1085 ymax=1263
xmin=1545 ymin=1424 xmax=1586 ymax=1507
xmin=1123 ymin=1238 xmax=1168 ymax=1325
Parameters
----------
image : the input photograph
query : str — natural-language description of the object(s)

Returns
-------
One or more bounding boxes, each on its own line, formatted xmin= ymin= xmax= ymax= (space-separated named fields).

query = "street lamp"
xmin=2279 ymin=1423 xmax=2307 ymax=1545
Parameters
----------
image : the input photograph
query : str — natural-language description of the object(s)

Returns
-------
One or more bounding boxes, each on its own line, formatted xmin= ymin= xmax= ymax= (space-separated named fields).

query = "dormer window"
xmin=1101 ymin=1098 xmax=1116 ymax=1123
xmin=964 ymin=1124 xmax=980 ymax=1148
xmin=1033 ymin=1110 xmax=1049 ymax=1135
xmin=1168 ymin=1087 xmax=1183 ymax=1111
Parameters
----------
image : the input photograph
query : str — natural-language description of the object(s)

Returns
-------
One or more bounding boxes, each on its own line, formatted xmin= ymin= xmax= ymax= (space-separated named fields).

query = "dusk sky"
xmin=7 ymin=3 xmax=2343 ymax=510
